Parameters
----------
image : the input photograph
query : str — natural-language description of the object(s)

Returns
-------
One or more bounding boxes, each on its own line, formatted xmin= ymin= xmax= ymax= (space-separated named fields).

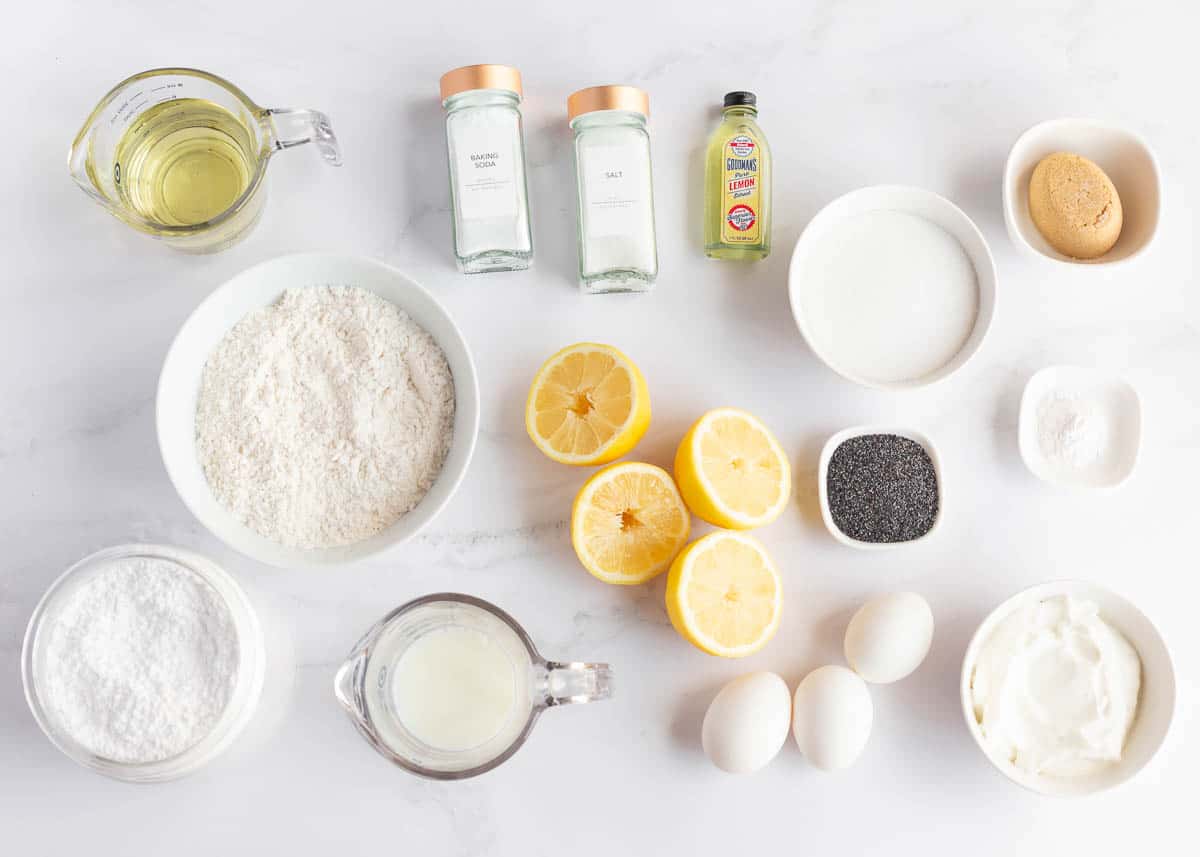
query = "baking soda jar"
xmin=440 ymin=65 xmax=534 ymax=274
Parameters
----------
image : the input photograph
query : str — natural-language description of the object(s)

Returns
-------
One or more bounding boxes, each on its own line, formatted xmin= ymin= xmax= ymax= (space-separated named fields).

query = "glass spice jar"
xmin=567 ymin=85 xmax=658 ymax=293
xmin=439 ymin=64 xmax=533 ymax=274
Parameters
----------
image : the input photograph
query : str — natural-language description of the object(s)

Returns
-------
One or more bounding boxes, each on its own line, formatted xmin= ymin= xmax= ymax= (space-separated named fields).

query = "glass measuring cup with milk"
xmin=335 ymin=594 xmax=612 ymax=779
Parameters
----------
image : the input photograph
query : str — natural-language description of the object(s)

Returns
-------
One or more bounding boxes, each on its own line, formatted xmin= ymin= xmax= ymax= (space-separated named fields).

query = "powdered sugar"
xmin=38 ymin=555 xmax=239 ymax=764
xmin=195 ymin=286 xmax=455 ymax=549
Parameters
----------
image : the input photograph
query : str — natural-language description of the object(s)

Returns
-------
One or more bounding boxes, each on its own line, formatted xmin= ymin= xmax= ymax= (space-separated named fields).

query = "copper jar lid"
xmin=440 ymin=65 xmax=523 ymax=101
xmin=566 ymin=85 xmax=650 ymax=122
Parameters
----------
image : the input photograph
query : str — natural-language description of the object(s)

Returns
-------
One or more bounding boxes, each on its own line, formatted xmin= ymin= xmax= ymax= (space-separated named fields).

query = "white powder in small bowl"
xmin=37 ymin=555 xmax=240 ymax=764
xmin=195 ymin=286 xmax=456 ymax=549
xmin=1037 ymin=393 xmax=1110 ymax=469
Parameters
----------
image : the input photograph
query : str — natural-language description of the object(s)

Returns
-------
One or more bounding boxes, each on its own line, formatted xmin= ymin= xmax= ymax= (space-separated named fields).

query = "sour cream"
xmin=970 ymin=595 xmax=1141 ymax=778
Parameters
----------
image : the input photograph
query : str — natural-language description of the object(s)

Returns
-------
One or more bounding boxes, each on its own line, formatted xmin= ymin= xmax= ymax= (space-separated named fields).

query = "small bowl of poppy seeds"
xmin=818 ymin=426 xmax=943 ymax=549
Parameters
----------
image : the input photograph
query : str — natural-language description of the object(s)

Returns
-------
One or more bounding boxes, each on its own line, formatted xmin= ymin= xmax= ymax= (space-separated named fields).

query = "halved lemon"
xmin=674 ymin=407 xmax=791 ymax=529
xmin=571 ymin=462 xmax=691 ymax=585
xmin=665 ymin=531 xmax=782 ymax=657
xmin=525 ymin=343 xmax=650 ymax=466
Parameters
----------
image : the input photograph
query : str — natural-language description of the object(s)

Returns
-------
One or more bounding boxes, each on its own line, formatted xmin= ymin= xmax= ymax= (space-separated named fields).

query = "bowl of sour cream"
xmin=960 ymin=581 xmax=1175 ymax=796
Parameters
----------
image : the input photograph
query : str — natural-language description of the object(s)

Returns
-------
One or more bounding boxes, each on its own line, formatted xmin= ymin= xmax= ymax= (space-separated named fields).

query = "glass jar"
xmin=21 ymin=543 xmax=265 ymax=783
xmin=440 ymin=65 xmax=533 ymax=274
xmin=568 ymin=86 xmax=658 ymax=293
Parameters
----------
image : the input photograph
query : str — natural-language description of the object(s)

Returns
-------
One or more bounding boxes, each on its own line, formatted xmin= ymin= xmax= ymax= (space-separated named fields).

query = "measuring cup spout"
xmin=67 ymin=127 xmax=109 ymax=207
xmin=263 ymin=108 xmax=343 ymax=166
xmin=333 ymin=652 xmax=366 ymax=718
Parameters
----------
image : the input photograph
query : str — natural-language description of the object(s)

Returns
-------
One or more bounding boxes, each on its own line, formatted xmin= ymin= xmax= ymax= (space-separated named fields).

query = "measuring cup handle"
xmin=541 ymin=661 xmax=613 ymax=706
xmin=264 ymin=108 xmax=343 ymax=166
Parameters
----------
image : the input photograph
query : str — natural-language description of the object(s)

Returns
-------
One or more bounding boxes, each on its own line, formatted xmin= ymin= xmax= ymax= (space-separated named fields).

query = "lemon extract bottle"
xmin=704 ymin=91 xmax=771 ymax=260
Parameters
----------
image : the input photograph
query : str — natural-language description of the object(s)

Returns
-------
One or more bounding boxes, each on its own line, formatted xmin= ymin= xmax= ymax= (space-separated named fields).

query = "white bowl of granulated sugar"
xmin=157 ymin=253 xmax=480 ymax=568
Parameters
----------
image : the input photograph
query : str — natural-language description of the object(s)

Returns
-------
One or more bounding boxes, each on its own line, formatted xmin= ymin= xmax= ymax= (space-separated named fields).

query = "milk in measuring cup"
xmin=338 ymin=594 xmax=611 ymax=778
xmin=390 ymin=625 xmax=521 ymax=751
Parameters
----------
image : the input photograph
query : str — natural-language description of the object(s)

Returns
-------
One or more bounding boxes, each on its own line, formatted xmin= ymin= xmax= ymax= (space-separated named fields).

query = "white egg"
xmin=701 ymin=671 xmax=792 ymax=774
xmin=792 ymin=665 xmax=873 ymax=771
xmin=844 ymin=592 xmax=934 ymax=684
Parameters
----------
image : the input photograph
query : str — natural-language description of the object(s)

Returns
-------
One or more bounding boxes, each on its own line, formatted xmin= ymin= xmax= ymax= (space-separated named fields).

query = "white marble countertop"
xmin=3 ymin=1 xmax=1197 ymax=853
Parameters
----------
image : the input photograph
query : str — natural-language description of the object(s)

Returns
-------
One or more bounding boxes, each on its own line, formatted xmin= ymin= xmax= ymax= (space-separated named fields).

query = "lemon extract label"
xmin=720 ymin=132 xmax=761 ymax=243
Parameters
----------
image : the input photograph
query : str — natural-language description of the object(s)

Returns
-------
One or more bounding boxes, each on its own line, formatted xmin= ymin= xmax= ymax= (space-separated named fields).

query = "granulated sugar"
xmin=195 ymin=286 xmax=456 ymax=549
xmin=38 ymin=555 xmax=239 ymax=764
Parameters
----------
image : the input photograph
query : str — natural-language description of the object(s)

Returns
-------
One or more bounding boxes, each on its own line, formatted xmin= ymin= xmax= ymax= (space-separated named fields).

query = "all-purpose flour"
xmin=39 ymin=555 xmax=239 ymax=764
xmin=196 ymin=286 xmax=455 ymax=549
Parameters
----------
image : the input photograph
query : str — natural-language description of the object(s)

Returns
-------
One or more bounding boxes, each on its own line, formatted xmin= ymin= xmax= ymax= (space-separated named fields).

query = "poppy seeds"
xmin=826 ymin=434 xmax=939 ymax=543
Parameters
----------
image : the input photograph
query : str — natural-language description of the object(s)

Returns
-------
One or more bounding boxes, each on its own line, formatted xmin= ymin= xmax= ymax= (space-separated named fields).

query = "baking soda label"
xmin=454 ymin=127 xmax=519 ymax=221
xmin=721 ymin=133 xmax=761 ymax=242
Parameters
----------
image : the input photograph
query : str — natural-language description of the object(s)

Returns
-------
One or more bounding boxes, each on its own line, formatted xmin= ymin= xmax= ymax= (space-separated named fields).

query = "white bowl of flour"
xmin=157 ymin=253 xmax=480 ymax=568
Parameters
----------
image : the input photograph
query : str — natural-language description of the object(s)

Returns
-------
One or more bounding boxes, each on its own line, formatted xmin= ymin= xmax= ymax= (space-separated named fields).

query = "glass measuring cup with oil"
xmin=335 ymin=594 xmax=613 ymax=779
xmin=69 ymin=68 xmax=341 ymax=252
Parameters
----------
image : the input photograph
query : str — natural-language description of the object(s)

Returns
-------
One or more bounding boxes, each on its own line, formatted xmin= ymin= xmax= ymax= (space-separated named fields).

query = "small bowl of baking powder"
xmin=21 ymin=544 xmax=264 ymax=782
xmin=1018 ymin=366 xmax=1141 ymax=489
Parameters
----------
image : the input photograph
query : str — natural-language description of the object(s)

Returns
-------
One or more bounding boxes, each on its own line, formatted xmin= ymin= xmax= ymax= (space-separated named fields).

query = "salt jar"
xmin=439 ymin=64 xmax=533 ymax=273
xmin=567 ymin=86 xmax=659 ymax=293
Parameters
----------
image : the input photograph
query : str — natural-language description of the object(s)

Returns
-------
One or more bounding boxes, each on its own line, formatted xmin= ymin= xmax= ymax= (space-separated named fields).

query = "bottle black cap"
xmin=723 ymin=91 xmax=757 ymax=108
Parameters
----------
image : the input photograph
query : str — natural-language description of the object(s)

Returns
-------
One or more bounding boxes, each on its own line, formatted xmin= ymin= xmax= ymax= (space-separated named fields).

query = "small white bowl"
xmin=788 ymin=185 xmax=997 ymax=391
xmin=22 ymin=544 xmax=265 ymax=782
xmin=1003 ymin=118 xmax=1161 ymax=266
xmin=157 ymin=253 xmax=480 ymax=568
xmin=960 ymin=580 xmax=1175 ymax=797
xmin=817 ymin=425 xmax=944 ymax=550
xmin=1018 ymin=366 xmax=1141 ymax=489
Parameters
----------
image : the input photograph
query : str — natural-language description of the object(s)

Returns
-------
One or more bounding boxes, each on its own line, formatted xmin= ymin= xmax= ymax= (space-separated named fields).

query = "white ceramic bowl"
xmin=961 ymin=580 xmax=1175 ymax=797
xmin=157 ymin=253 xmax=480 ymax=568
xmin=22 ymin=543 xmax=265 ymax=782
xmin=817 ymin=425 xmax=944 ymax=550
xmin=1018 ymin=366 xmax=1141 ymax=489
xmin=1003 ymin=118 xmax=1161 ymax=266
xmin=788 ymin=185 xmax=996 ymax=391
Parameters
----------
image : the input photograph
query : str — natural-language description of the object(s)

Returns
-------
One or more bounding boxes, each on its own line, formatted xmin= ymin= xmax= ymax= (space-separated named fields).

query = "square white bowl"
xmin=1003 ymin=118 xmax=1160 ymax=266
xmin=960 ymin=580 xmax=1175 ymax=797
xmin=817 ymin=425 xmax=943 ymax=550
xmin=1018 ymin=366 xmax=1140 ymax=489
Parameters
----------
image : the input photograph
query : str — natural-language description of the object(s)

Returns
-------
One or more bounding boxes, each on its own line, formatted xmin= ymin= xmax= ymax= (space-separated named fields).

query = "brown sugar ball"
xmin=1028 ymin=152 xmax=1123 ymax=259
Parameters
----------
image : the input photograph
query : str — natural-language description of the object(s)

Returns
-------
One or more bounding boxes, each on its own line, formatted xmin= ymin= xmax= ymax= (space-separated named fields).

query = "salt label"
xmin=580 ymin=144 xmax=648 ymax=239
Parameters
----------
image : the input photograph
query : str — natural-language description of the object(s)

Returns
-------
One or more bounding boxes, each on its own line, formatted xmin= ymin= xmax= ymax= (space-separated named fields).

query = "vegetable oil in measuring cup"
xmin=109 ymin=98 xmax=258 ymax=226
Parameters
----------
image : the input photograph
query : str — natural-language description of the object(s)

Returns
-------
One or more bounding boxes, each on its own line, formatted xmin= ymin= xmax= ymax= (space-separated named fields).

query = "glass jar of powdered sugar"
xmin=21 ymin=544 xmax=265 ymax=782
xmin=440 ymin=64 xmax=533 ymax=274
xmin=568 ymin=85 xmax=658 ymax=293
